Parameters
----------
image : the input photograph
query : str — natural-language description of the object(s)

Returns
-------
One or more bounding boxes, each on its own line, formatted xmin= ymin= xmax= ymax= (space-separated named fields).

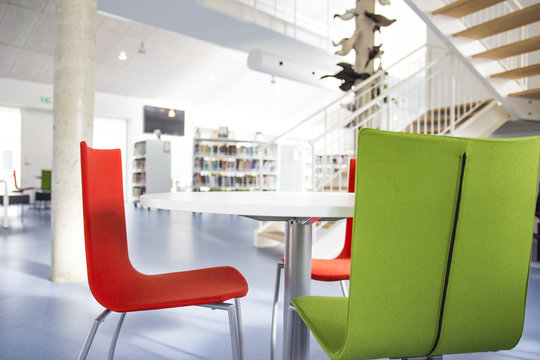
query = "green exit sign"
xmin=40 ymin=96 xmax=53 ymax=104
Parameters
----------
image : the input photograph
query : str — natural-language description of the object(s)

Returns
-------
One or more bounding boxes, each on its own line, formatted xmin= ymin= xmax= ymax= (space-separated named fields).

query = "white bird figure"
xmin=332 ymin=29 xmax=362 ymax=56
xmin=333 ymin=8 xmax=359 ymax=21
xmin=378 ymin=0 xmax=391 ymax=5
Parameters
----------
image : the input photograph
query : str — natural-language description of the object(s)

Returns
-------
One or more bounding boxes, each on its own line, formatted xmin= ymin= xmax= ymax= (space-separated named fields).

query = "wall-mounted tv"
xmin=143 ymin=105 xmax=185 ymax=136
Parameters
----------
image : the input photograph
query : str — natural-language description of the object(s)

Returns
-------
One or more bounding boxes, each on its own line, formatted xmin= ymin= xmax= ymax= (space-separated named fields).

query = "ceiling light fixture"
xmin=118 ymin=51 xmax=127 ymax=61
xmin=138 ymin=41 xmax=146 ymax=54
xmin=168 ymin=109 xmax=176 ymax=118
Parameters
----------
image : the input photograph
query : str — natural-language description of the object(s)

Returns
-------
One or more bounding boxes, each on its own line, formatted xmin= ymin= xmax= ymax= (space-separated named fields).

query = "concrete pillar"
xmin=51 ymin=0 xmax=96 ymax=282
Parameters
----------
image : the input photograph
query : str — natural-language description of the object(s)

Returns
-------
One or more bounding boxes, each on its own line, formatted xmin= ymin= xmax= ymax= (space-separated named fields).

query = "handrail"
xmin=312 ymin=49 xmax=450 ymax=139
xmin=260 ymin=44 xmax=450 ymax=151
xmin=386 ymin=43 xmax=447 ymax=71
xmin=259 ymin=70 xmax=387 ymax=148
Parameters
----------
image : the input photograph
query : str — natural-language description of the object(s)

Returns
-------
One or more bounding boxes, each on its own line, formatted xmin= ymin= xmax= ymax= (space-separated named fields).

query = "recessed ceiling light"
xmin=168 ymin=109 xmax=176 ymax=118
xmin=118 ymin=51 xmax=127 ymax=61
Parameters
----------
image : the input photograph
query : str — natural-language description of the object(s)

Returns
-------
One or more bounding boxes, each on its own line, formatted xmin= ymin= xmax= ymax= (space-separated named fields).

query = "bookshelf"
xmin=192 ymin=137 xmax=277 ymax=191
xmin=132 ymin=139 xmax=171 ymax=206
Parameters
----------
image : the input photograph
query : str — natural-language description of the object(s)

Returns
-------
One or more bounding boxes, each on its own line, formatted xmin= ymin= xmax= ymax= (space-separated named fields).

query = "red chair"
xmin=270 ymin=158 xmax=356 ymax=360
xmin=12 ymin=170 xmax=37 ymax=192
xmin=78 ymin=142 xmax=248 ymax=360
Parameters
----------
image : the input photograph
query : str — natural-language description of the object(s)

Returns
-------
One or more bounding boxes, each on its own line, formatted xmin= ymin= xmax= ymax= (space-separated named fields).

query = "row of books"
xmin=262 ymin=160 xmax=276 ymax=172
xmin=193 ymin=174 xmax=259 ymax=188
xmin=132 ymin=187 xmax=145 ymax=197
xmin=133 ymin=173 xmax=146 ymax=184
xmin=194 ymin=158 xmax=261 ymax=172
xmin=133 ymin=158 xmax=145 ymax=170
xmin=194 ymin=144 xmax=275 ymax=157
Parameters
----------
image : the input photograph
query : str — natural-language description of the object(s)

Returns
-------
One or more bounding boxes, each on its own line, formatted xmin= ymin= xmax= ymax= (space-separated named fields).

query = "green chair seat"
xmin=292 ymin=296 xmax=348 ymax=356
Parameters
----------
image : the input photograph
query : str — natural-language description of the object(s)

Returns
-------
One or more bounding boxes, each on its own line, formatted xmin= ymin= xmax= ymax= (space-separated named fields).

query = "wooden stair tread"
xmin=433 ymin=0 xmax=505 ymax=18
xmin=509 ymin=88 xmax=540 ymax=100
xmin=453 ymin=3 xmax=540 ymax=40
xmin=491 ymin=63 xmax=540 ymax=79
xmin=256 ymin=231 xmax=284 ymax=242
xmin=473 ymin=35 xmax=540 ymax=60
xmin=408 ymin=100 xmax=492 ymax=132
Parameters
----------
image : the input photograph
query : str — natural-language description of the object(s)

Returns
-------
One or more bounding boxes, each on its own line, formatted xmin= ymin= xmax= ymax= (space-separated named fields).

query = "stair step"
xmin=473 ymin=35 xmax=540 ymax=60
xmin=453 ymin=3 xmax=540 ymax=40
xmin=433 ymin=0 xmax=505 ymax=18
xmin=408 ymin=100 xmax=492 ymax=133
xmin=509 ymin=88 xmax=540 ymax=101
xmin=491 ymin=63 xmax=540 ymax=79
xmin=256 ymin=230 xmax=284 ymax=242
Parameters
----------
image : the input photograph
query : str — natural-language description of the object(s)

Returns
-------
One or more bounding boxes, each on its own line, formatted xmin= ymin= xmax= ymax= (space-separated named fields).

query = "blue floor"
xmin=1 ymin=206 xmax=539 ymax=360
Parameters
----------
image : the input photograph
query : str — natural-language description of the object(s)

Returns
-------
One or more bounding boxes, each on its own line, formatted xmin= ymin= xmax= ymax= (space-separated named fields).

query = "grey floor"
xmin=0 ymin=205 xmax=539 ymax=360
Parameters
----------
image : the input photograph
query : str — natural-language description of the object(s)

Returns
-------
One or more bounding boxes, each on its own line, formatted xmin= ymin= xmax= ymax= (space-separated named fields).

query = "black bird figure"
xmin=364 ymin=11 xmax=396 ymax=27
xmin=321 ymin=63 xmax=371 ymax=91
xmin=365 ymin=45 xmax=384 ymax=69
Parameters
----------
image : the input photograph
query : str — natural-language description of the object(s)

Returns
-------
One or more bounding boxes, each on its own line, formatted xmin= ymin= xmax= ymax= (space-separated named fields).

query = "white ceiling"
xmin=0 ymin=0 xmax=348 ymax=134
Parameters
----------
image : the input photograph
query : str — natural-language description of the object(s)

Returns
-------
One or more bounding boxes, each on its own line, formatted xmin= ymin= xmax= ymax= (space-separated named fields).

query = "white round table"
xmin=141 ymin=191 xmax=355 ymax=360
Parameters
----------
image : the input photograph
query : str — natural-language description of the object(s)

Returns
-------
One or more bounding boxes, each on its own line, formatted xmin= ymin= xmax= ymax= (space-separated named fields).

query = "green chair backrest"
xmin=41 ymin=170 xmax=51 ymax=191
xmin=340 ymin=129 xmax=539 ymax=359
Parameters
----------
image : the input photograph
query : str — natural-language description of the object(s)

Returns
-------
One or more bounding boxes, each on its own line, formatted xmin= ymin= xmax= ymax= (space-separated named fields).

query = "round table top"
xmin=140 ymin=191 xmax=355 ymax=220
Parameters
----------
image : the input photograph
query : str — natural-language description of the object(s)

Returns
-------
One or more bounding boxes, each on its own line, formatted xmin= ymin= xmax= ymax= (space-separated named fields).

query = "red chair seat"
xmin=94 ymin=266 xmax=248 ymax=313
xmin=279 ymin=257 xmax=351 ymax=282
xmin=310 ymin=259 xmax=351 ymax=281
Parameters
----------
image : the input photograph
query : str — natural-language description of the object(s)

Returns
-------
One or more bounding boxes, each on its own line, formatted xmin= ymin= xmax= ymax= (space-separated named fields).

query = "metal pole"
xmin=283 ymin=219 xmax=312 ymax=360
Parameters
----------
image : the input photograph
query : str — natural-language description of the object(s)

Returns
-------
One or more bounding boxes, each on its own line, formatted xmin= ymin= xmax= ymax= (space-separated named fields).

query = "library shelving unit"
xmin=192 ymin=137 xmax=277 ymax=192
xmin=314 ymin=153 xmax=354 ymax=192
xmin=132 ymin=139 xmax=171 ymax=206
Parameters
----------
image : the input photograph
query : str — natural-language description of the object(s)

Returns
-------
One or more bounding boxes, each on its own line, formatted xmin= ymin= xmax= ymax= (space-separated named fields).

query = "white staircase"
xmin=404 ymin=0 xmax=540 ymax=120
xmin=254 ymin=0 xmax=540 ymax=248
xmin=254 ymin=43 xmax=512 ymax=248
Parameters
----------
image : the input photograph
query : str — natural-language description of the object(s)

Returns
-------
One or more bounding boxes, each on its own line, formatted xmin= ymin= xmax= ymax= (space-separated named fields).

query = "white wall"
xmin=20 ymin=108 xmax=53 ymax=188
xmin=0 ymin=77 xmax=197 ymax=200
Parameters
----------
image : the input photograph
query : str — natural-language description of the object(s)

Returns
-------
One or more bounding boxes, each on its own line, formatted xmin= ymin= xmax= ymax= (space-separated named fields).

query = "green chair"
xmin=35 ymin=169 xmax=51 ymax=208
xmin=292 ymin=128 xmax=540 ymax=360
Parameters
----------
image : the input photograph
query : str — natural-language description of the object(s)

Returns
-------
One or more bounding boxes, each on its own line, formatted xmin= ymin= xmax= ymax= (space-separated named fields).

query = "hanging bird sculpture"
xmin=333 ymin=29 xmax=361 ymax=56
xmin=333 ymin=8 xmax=359 ymax=21
xmin=321 ymin=62 xmax=371 ymax=91
xmin=365 ymin=45 xmax=384 ymax=69
xmin=364 ymin=11 xmax=396 ymax=27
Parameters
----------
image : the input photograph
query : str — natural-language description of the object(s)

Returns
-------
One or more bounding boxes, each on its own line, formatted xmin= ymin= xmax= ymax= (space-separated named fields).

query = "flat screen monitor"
xmin=143 ymin=105 xmax=185 ymax=136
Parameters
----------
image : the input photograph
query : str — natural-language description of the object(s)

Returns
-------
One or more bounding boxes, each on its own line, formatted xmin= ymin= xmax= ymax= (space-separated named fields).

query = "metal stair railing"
xmin=259 ymin=44 xmax=496 ymax=192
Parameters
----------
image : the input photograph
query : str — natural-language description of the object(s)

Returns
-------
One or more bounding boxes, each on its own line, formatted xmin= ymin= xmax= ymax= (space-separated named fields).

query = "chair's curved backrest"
xmin=340 ymin=129 xmax=540 ymax=359
xmin=41 ymin=170 xmax=51 ymax=191
xmin=80 ymin=141 xmax=139 ymax=311
xmin=336 ymin=158 xmax=356 ymax=260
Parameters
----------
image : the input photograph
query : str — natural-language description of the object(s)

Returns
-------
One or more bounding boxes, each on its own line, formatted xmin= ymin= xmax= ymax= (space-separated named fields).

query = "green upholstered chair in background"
xmin=292 ymin=128 xmax=540 ymax=360
xmin=35 ymin=169 xmax=51 ymax=208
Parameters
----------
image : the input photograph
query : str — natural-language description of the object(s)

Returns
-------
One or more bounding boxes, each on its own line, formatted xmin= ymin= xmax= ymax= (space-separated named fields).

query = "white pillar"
xmin=51 ymin=0 xmax=96 ymax=282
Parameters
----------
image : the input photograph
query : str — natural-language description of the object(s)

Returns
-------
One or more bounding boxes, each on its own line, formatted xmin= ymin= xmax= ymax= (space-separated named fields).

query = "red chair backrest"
xmin=80 ymin=141 xmax=139 ymax=310
xmin=337 ymin=158 xmax=356 ymax=260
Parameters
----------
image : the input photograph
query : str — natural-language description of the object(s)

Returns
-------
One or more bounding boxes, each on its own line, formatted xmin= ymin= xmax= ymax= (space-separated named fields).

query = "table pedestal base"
xmin=283 ymin=219 xmax=312 ymax=360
